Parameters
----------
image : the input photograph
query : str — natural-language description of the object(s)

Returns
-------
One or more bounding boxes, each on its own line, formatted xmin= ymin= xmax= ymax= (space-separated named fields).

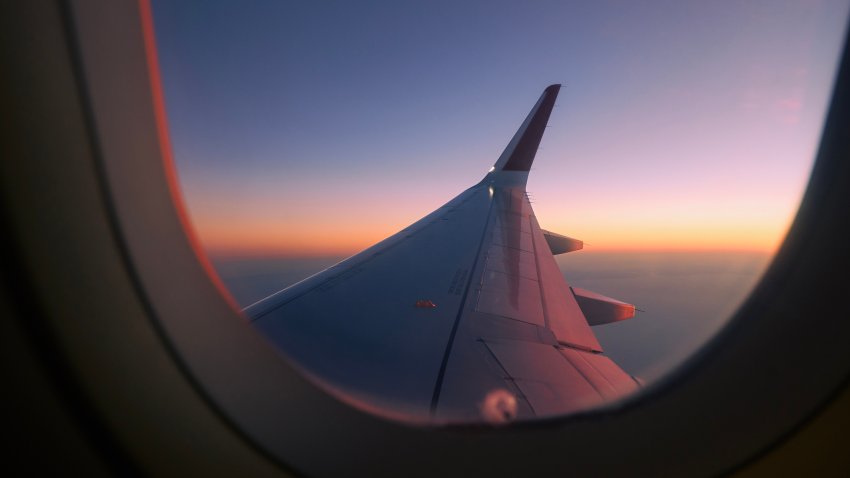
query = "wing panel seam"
xmin=429 ymin=191 xmax=496 ymax=415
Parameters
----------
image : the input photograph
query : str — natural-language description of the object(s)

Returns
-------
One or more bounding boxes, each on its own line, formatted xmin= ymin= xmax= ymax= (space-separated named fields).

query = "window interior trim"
xmin=4 ymin=0 xmax=850 ymax=476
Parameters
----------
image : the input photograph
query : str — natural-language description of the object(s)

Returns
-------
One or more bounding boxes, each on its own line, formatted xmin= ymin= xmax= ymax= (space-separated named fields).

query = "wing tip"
xmin=497 ymin=85 xmax=562 ymax=173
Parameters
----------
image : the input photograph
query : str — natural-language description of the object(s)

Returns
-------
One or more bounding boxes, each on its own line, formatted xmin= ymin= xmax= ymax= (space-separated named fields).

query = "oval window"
xmin=150 ymin=0 xmax=850 ymax=424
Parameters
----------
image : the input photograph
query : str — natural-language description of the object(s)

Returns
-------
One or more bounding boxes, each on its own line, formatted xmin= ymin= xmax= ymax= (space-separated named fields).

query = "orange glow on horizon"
xmin=195 ymin=218 xmax=409 ymax=257
xmin=183 ymin=161 xmax=800 ymax=259
xmin=196 ymin=215 xmax=788 ymax=258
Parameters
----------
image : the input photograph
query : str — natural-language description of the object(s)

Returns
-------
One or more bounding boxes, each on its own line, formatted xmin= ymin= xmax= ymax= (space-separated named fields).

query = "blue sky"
xmin=152 ymin=0 xmax=849 ymax=255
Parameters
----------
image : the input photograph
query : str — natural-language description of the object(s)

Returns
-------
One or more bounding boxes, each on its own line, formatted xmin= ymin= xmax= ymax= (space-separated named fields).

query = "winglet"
xmin=492 ymin=84 xmax=561 ymax=173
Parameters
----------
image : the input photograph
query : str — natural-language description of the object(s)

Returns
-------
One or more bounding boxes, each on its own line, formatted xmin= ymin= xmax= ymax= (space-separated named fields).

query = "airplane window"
xmin=148 ymin=0 xmax=850 ymax=424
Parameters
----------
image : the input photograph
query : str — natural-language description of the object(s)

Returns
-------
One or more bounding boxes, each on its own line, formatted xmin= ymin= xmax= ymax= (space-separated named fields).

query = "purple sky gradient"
xmin=152 ymin=0 xmax=849 ymax=256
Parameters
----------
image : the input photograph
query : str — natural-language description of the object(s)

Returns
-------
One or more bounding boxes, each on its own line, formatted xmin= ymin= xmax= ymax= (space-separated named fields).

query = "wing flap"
xmin=559 ymin=347 xmax=640 ymax=398
xmin=482 ymin=339 xmax=606 ymax=416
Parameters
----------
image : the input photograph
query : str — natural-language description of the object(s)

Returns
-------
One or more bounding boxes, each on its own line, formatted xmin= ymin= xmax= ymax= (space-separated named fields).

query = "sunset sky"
xmin=152 ymin=0 xmax=849 ymax=258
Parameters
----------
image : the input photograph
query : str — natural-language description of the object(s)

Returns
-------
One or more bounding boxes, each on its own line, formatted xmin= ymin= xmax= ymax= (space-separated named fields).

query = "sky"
xmin=151 ymin=0 xmax=849 ymax=258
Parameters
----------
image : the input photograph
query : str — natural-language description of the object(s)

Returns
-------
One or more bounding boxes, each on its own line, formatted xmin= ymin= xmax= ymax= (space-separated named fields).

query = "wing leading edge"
xmin=247 ymin=85 xmax=639 ymax=424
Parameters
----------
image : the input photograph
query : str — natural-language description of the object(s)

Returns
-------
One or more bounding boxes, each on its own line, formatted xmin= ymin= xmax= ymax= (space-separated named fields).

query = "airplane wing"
xmin=246 ymin=85 xmax=639 ymax=424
